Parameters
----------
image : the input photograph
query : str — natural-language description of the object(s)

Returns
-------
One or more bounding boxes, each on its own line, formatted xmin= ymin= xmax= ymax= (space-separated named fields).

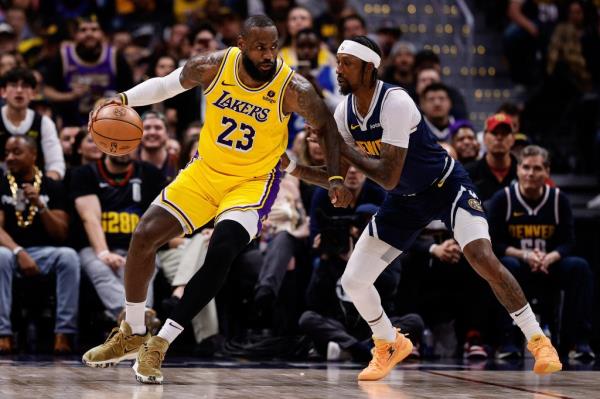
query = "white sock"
xmin=157 ymin=318 xmax=184 ymax=344
xmin=510 ymin=303 xmax=544 ymax=341
xmin=125 ymin=300 xmax=147 ymax=335
xmin=368 ymin=309 xmax=397 ymax=342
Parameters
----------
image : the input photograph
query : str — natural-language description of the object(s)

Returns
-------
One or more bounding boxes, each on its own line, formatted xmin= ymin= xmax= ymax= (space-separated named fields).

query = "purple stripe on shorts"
xmin=256 ymin=165 xmax=282 ymax=232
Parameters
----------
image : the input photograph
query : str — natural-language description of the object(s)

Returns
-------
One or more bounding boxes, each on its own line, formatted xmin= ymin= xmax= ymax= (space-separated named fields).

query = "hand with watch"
xmin=12 ymin=246 xmax=40 ymax=276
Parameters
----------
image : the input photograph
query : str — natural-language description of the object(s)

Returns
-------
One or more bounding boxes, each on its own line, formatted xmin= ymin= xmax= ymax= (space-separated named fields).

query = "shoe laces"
xmin=139 ymin=342 xmax=165 ymax=369
xmin=531 ymin=337 xmax=555 ymax=357
xmin=104 ymin=327 xmax=125 ymax=349
xmin=367 ymin=342 xmax=393 ymax=370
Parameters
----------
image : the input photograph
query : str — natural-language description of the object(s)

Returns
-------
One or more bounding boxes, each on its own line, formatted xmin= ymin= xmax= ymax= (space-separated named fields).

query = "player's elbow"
xmin=381 ymin=174 xmax=400 ymax=191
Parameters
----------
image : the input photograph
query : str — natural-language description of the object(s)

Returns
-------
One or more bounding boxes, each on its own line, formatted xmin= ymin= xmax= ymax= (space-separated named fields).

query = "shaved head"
xmin=241 ymin=15 xmax=276 ymax=37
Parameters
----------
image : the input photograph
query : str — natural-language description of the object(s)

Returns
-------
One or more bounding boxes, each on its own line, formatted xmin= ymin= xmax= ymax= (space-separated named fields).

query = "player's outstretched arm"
xmin=283 ymin=73 xmax=351 ymax=207
xmin=341 ymin=143 xmax=407 ymax=191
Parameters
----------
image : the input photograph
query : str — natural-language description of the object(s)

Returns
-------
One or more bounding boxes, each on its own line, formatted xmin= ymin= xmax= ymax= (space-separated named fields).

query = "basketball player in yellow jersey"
xmin=82 ymin=15 xmax=352 ymax=384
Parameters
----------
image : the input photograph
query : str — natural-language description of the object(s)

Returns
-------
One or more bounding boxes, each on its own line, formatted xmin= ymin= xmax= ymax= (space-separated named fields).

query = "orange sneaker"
xmin=527 ymin=334 xmax=562 ymax=375
xmin=358 ymin=329 xmax=413 ymax=381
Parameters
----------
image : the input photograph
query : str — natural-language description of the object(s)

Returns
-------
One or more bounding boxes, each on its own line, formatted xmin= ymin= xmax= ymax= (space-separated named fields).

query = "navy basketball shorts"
xmin=369 ymin=165 xmax=490 ymax=252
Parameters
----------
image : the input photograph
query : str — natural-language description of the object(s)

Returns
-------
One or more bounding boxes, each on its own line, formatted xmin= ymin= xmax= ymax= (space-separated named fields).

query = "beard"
xmin=242 ymin=53 xmax=277 ymax=82
xmin=108 ymin=154 xmax=132 ymax=167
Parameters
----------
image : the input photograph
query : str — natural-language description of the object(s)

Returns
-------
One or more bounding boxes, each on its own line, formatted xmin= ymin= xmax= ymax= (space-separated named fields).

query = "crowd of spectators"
xmin=0 ymin=0 xmax=596 ymax=364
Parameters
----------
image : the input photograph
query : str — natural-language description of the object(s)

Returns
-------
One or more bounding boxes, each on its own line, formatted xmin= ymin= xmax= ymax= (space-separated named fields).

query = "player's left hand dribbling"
xmin=329 ymin=182 xmax=353 ymax=208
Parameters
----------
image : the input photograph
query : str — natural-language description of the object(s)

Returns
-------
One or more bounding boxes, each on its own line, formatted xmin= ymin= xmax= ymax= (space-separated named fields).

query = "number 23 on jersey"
xmin=216 ymin=116 xmax=256 ymax=152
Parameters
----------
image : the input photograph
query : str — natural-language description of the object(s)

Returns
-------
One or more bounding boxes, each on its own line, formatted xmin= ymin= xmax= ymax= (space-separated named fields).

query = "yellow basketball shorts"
xmin=155 ymin=157 xmax=281 ymax=235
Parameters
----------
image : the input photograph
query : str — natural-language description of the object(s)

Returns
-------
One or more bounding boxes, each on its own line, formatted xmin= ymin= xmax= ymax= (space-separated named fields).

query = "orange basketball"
xmin=90 ymin=104 xmax=143 ymax=156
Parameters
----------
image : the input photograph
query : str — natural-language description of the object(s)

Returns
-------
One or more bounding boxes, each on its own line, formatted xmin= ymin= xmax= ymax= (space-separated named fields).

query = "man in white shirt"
xmin=0 ymin=68 xmax=65 ymax=180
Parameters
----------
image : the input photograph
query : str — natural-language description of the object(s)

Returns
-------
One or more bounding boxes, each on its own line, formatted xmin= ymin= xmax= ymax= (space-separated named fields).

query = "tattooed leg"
xmin=462 ymin=238 xmax=527 ymax=313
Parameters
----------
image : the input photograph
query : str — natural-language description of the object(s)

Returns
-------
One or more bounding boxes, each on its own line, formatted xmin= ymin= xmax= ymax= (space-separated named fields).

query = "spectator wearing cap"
xmin=381 ymin=41 xmax=416 ymax=94
xmin=43 ymin=15 xmax=134 ymax=125
xmin=449 ymin=120 xmax=479 ymax=167
xmin=420 ymin=82 xmax=454 ymax=143
xmin=465 ymin=114 xmax=517 ymax=202
xmin=0 ymin=68 xmax=65 ymax=180
xmin=0 ymin=22 xmax=18 ymax=54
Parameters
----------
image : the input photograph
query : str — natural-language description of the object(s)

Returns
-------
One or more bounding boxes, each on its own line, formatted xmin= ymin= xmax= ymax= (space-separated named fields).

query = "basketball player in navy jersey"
xmin=287 ymin=36 xmax=562 ymax=381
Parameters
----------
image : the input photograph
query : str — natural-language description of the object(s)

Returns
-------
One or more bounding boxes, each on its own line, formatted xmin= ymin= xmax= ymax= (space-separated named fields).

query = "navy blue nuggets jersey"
xmin=70 ymin=160 xmax=166 ymax=249
xmin=335 ymin=80 xmax=452 ymax=196
xmin=487 ymin=183 xmax=575 ymax=257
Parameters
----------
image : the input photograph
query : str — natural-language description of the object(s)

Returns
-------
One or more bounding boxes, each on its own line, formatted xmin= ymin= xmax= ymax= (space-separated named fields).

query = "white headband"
xmin=337 ymin=40 xmax=381 ymax=68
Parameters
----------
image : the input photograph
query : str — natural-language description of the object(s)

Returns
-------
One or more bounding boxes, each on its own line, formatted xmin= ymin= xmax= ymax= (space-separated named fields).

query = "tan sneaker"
xmin=82 ymin=321 xmax=150 ymax=368
xmin=133 ymin=336 xmax=169 ymax=384
xmin=358 ymin=329 xmax=413 ymax=381
xmin=527 ymin=334 xmax=562 ymax=375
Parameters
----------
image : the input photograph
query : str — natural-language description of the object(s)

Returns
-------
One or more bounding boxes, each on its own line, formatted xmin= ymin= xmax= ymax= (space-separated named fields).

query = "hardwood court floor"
xmin=0 ymin=358 xmax=596 ymax=399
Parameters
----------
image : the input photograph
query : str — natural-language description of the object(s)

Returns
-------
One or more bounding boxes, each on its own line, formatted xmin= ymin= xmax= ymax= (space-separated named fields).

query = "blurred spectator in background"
xmin=288 ymin=28 xmax=343 ymax=145
xmin=376 ymin=26 xmax=402 ymax=65
xmin=0 ymin=52 xmax=20 ymax=76
xmin=0 ymin=22 xmax=18 ymax=54
xmin=381 ymin=41 xmax=416 ymax=94
xmin=70 ymin=153 xmax=164 ymax=328
xmin=488 ymin=145 xmax=594 ymax=360
xmin=0 ymin=136 xmax=79 ymax=355
xmin=295 ymin=28 xmax=342 ymax=110
xmin=43 ymin=15 xmax=134 ymax=125
xmin=414 ymin=50 xmax=468 ymax=120
xmin=5 ymin=7 xmax=34 ymax=42
xmin=420 ymin=83 xmax=454 ymax=143
xmin=59 ymin=126 xmax=80 ymax=166
xmin=138 ymin=111 xmax=179 ymax=183
xmin=163 ymin=23 xmax=191 ymax=62
xmin=503 ymin=0 xmax=559 ymax=86
xmin=216 ymin=8 xmax=243 ymax=47
xmin=313 ymin=0 xmax=356 ymax=49
xmin=511 ymin=133 xmax=532 ymax=159
xmin=466 ymin=114 xmax=517 ymax=201
xmin=281 ymin=6 xmax=335 ymax=68
xmin=70 ymin=129 xmax=102 ymax=168
xmin=340 ymin=14 xmax=367 ymax=40
xmin=449 ymin=120 xmax=479 ymax=167
xmin=0 ymin=68 xmax=65 ymax=180
xmin=253 ymin=173 xmax=308 ymax=331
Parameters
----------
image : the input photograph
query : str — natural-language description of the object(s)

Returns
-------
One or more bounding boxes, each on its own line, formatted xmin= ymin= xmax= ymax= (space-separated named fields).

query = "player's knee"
xmin=341 ymin=270 xmax=366 ymax=296
xmin=132 ymin=217 xmax=162 ymax=251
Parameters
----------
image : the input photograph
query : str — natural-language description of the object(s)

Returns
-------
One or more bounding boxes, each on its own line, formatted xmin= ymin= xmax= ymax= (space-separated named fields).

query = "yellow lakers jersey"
xmin=200 ymin=47 xmax=295 ymax=178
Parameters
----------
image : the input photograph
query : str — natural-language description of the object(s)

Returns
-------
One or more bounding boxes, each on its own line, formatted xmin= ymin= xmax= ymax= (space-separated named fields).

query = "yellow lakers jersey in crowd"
xmin=200 ymin=47 xmax=295 ymax=178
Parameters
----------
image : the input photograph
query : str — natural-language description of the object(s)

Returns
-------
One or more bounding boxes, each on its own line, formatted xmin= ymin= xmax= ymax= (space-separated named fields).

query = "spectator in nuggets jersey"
xmin=488 ymin=145 xmax=595 ymax=360
xmin=465 ymin=114 xmax=517 ymax=202
xmin=43 ymin=15 xmax=134 ymax=125
xmin=138 ymin=111 xmax=179 ymax=183
xmin=0 ymin=68 xmax=65 ymax=180
xmin=0 ymin=136 xmax=79 ymax=354
xmin=70 ymin=152 xmax=165 ymax=323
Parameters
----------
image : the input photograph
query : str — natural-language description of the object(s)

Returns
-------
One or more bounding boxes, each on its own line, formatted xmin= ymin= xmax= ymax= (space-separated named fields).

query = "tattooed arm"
xmin=90 ymin=49 xmax=228 ymax=123
xmin=341 ymin=143 xmax=407 ymax=191
xmin=283 ymin=73 xmax=352 ymax=207
xmin=280 ymin=152 xmax=329 ymax=189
